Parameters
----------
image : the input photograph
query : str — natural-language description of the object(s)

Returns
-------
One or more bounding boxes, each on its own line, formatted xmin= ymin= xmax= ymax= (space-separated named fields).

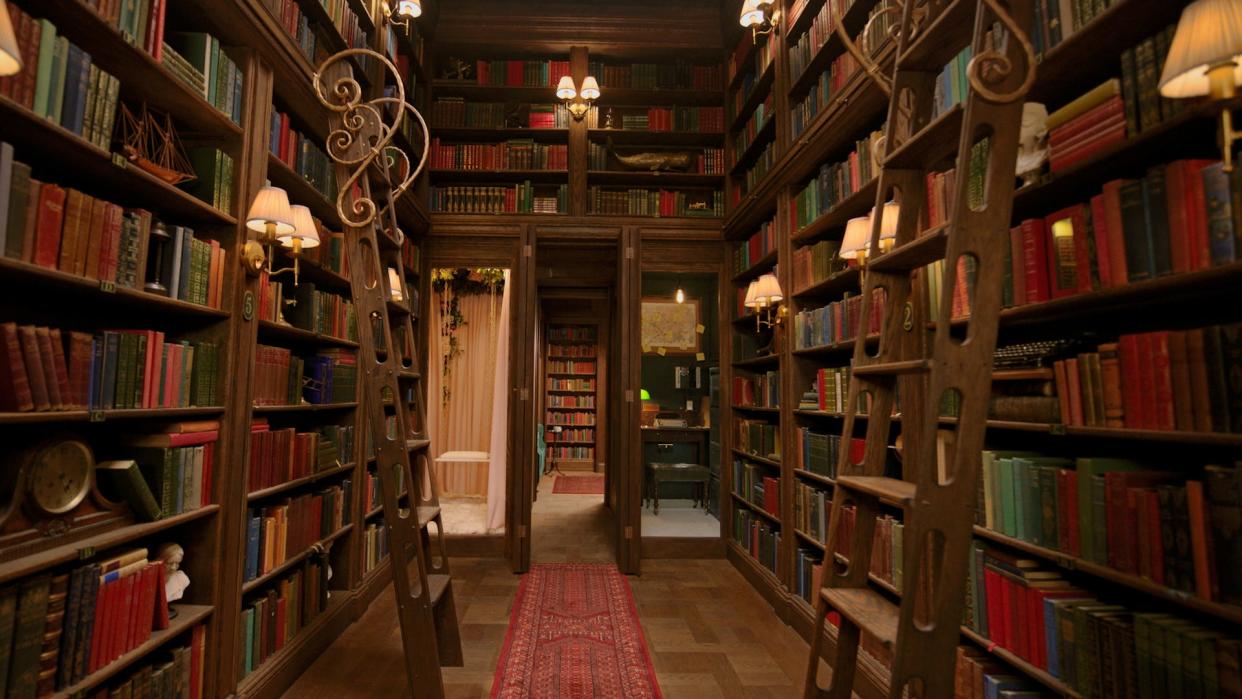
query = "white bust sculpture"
xmin=1016 ymin=102 xmax=1049 ymax=186
xmin=156 ymin=542 xmax=190 ymax=603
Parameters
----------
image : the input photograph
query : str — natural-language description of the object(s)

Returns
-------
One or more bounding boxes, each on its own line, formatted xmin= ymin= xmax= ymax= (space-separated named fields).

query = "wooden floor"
xmin=280 ymin=474 xmax=811 ymax=698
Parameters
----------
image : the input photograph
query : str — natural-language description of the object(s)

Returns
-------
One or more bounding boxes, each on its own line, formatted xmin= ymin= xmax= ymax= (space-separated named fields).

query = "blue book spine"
xmin=71 ymin=51 xmax=92 ymax=136
xmin=59 ymin=45 xmax=83 ymax=132
xmin=88 ymin=336 xmax=101 ymax=410
xmin=1044 ymin=598 xmax=1060 ymax=677
xmin=245 ymin=514 xmax=260 ymax=581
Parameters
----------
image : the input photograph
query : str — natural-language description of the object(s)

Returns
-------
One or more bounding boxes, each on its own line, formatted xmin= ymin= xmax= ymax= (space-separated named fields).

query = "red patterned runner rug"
xmin=551 ymin=475 xmax=606 ymax=494
xmin=491 ymin=563 xmax=662 ymax=699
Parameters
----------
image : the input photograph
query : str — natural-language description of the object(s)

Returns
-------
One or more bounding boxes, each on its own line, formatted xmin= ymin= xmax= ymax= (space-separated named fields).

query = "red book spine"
xmin=1065 ymin=357 xmax=1083 ymax=426
xmin=1183 ymin=160 xmax=1214 ymax=271
xmin=1101 ymin=180 xmax=1129 ymax=285
xmin=1049 ymin=124 xmax=1129 ymax=172
xmin=1021 ymin=219 xmax=1050 ymax=303
xmin=0 ymin=322 xmax=33 ymax=411
xmin=1148 ymin=332 xmax=1175 ymax=430
xmin=33 ymin=184 xmax=67 ymax=269
xmin=1164 ymin=161 xmax=1192 ymax=274
xmin=1089 ymin=194 xmax=1113 ymax=287
xmin=1048 ymin=96 xmax=1126 ymax=147
xmin=1144 ymin=489 xmax=1164 ymax=586
xmin=1186 ymin=481 xmax=1216 ymax=600
xmin=984 ymin=567 xmax=1004 ymax=646
xmin=1118 ymin=334 xmax=1144 ymax=429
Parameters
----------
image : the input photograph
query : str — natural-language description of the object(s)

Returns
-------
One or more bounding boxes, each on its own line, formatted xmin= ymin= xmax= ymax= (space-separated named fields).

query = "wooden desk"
xmin=641 ymin=426 xmax=710 ymax=514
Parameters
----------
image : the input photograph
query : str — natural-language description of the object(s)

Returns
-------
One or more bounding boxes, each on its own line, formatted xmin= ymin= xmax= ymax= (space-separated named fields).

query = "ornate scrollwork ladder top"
xmin=312 ymin=48 xmax=431 ymax=230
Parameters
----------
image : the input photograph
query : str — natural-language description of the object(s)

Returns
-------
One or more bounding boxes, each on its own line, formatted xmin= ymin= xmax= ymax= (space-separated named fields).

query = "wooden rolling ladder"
xmin=314 ymin=51 xmax=463 ymax=699
xmin=803 ymin=0 xmax=1035 ymax=697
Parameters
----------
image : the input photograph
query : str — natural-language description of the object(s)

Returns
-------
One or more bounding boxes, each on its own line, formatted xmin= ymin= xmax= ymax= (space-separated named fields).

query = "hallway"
xmin=280 ymin=474 xmax=810 ymax=698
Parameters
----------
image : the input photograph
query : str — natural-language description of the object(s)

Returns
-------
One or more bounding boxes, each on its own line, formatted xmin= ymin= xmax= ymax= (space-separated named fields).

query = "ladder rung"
xmin=834 ymin=475 xmax=916 ymax=506
xmin=867 ymin=225 xmax=948 ymax=273
xmin=851 ymin=359 xmax=931 ymax=377
xmin=820 ymin=587 xmax=900 ymax=649
xmin=408 ymin=438 xmax=431 ymax=451
xmin=418 ymin=505 xmax=440 ymax=528
xmin=884 ymin=104 xmax=963 ymax=170
xmin=428 ymin=573 xmax=452 ymax=606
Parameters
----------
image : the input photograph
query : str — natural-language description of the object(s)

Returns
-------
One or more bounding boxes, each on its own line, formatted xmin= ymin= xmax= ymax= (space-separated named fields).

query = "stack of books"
xmin=1048 ymin=80 xmax=1127 ymax=173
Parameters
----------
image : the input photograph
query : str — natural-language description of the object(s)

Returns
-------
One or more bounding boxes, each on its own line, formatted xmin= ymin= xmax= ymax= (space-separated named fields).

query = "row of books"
xmin=547 ymin=343 xmax=595 ymax=358
xmin=162 ymin=33 xmax=244 ymax=125
xmin=735 ymin=418 xmax=781 ymax=463
xmin=733 ymin=460 xmax=780 ymax=517
xmin=793 ymin=480 xmax=831 ymax=544
xmin=1004 ymin=160 xmax=1239 ymax=311
xmin=788 ymin=0 xmax=895 ymax=81
xmin=933 ymin=45 xmax=975 ymax=119
xmin=400 ymin=238 xmax=418 ymax=276
xmin=587 ymin=61 xmax=723 ymax=91
xmin=977 ymin=451 xmax=1240 ymax=605
xmin=545 ymin=428 xmax=594 ymax=443
xmin=547 ymin=395 xmax=594 ymax=408
xmin=794 ymin=428 xmax=864 ymax=481
xmin=962 ymin=542 xmax=1242 ymax=698
xmin=728 ymin=25 xmax=777 ymax=94
xmin=122 ymin=426 xmax=217 ymax=517
xmin=953 ymin=645 xmax=1057 ymax=699
xmin=545 ymin=411 xmax=595 ymax=426
xmin=597 ymin=106 xmax=726 ymax=133
xmin=792 ymin=288 xmax=885 ymax=350
xmin=791 ymin=129 xmax=884 ymax=231
xmin=733 ymin=371 xmax=780 ymax=408
xmin=243 ymin=485 xmax=351 ymax=583
xmin=1046 ymin=80 xmax=1127 ymax=174
xmin=247 ymin=420 xmax=347 ymax=493
xmin=587 ymin=143 xmax=724 ymax=174
xmin=316 ymin=0 xmax=370 ymax=53
xmin=430 ymin=99 xmax=570 ymax=129
xmin=732 ymin=509 xmax=780 ymax=576
xmin=733 ymin=94 xmax=774 ymax=162
xmin=736 ymin=142 xmax=777 ymax=201
xmin=257 ymin=0 xmax=320 ymax=62
xmin=0 ymin=323 xmax=219 ymax=412
xmin=548 ymin=327 xmax=595 ymax=342
xmin=799 ymin=366 xmax=851 ymax=414
xmin=791 ymin=239 xmax=846 ymax=294
xmin=181 ymin=147 xmax=235 ymax=216
xmin=252 ymin=345 xmax=356 ymax=407
xmin=733 ymin=218 xmax=776 ymax=275
xmin=258 ymin=276 xmax=357 ymax=341
xmin=790 ymin=41 xmax=861 ymax=139
xmin=90 ymin=625 xmax=206 ymax=699
xmin=462 ymin=59 xmax=571 ymax=88
xmin=729 ymin=62 xmax=772 ymax=127
xmin=547 ymin=446 xmax=594 ymax=462
xmin=362 ymin=467 xmax=405 ymax=514
xmin=546 ymin=360 xmax=594 ymax=374
xmin=546 ymin=377 xmax=595 ymax=391
xmin=0 ymin=548 xmax=183 ymax=698
xmin=429 ymin=183 xmax=568 ymax=215
xmin=269 ymin=112 xmax=337 ymax=201
xmin=587 ymin=188 xmax=723 ymax=218
xmin=362 ymin=520 xmax=389 ymax=575
xmin=1 ymin=9 xmax=121 ymax=150
xmin=430 ymin=139 xmax=568 ymax=172
xmin=238 ymin=556 xmax=331 ymax=678
xmin=83 ymin=0 xmax=166 ymax=54
xmin=1049 ymin=326 xmax=1241 ymax=434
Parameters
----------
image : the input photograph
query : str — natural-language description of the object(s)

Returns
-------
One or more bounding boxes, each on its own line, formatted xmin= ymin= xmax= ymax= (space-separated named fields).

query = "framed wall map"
xmin=641 ymin=298 xmax=700 ymax=355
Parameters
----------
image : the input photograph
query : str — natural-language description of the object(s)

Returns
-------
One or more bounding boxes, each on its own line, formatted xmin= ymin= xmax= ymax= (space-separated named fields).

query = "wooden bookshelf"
xmin=543 ymin=323 xmax=600 ymax=470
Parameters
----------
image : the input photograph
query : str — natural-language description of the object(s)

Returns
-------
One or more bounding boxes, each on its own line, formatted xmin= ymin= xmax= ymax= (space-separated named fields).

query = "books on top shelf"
xmin=430 ymin=99 xmax=571 ymax=129
xmin=163 ymin=32 xmax=244 ymax=124
xmin=589 ymin=105 xmax=725 ymax=133
xmin=455 ymin=59 xmax=570 ymax=88
xmin=589 ymin=60 xmax=722 ymax=91
xmin=238 ymin=553 xmax=331 ymax=679
xmin=0 ymin=322 xmax=219 ymax=413
xmin=788 ymin=0 xmax=896 ymax=81
xmin=0 ymin=8 xmax=122 ymax=150
xmin=431 ymin=139 xmax=568 ymax=171
xmin=257 ymin=0 xmax=320 ymax=62
xmin=790 ymin=44 xmax=861 ymax=139
xmin=0 ymin=547 xmax=187 ymax=697
xmin=588 ymin=187 xmax=723 ymax=218
xmin=729 ymin=25 xmax=777 ymax=88
xmin=243 ymin=484 xmax=351 ymax=583
xmin=430 ymin=182 xmax=568 ymax=215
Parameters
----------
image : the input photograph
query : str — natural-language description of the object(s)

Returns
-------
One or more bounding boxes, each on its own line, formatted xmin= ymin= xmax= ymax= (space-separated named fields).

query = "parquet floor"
xmin=280 ymin=474 xmax=810 ymax=698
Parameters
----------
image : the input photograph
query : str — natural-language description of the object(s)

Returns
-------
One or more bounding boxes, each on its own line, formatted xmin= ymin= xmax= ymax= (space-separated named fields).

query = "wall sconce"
xmin=839 ymin=202 xmax=899 ymax=267
xmin=739 ymin=0 xmax=778 ymax=42
xmin=0 ymin=1 xmax=21 ymax=76
xmin=385 ymin=0 xmax=422 ymax=31
xmin=744 ymin=272 xmax=786 ymax=331
xmin=1159 ymin=0 xmax=1242 ymax=170
xmin=556 ymin=75 xmax=600 ymax=120
xmin=242 ymin=186 xmax=320 ymax=286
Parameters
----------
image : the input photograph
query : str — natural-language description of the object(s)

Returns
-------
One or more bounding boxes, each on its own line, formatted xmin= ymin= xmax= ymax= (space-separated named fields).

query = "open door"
xmin=613 ymin=228 xmax=642 ymax=574
xmin=507 ymin=227 xmax=538 ymax=572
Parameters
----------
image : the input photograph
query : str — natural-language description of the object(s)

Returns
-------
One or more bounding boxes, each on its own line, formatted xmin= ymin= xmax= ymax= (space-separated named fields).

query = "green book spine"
xmin=32 ymin=20 xmax=57 ymax=118
xmin=132 ymin=333 xmax=147 ymax=408
xmin=6 ymin=575 xmax=51 ymax=699
xmin=95 ymin=459 xmax=163 ymax=520
xmin=1120 ymin=48 xmax=1140 ymax=137
xmin=1076 ymin=457 xmax=1141 ymax=562
xmin=207 ymin=36 xmax=220 ymax=107
xmin=1038 ymin=465 xmax=1059 ymax=547
xmin=1134 ymin=38 xmax=1161 ymax=132
xmin=114 ymin=332 xmax=134 ymax=410
xmin=48 ymin=38 xmax=69 ymax=125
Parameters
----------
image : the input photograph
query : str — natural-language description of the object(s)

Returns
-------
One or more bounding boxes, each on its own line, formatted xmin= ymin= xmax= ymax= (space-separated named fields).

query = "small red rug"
xmin=551 ymin=475 xmax=605 ymax=495
xmin=491 ymin=563 xmax=662 ymax=699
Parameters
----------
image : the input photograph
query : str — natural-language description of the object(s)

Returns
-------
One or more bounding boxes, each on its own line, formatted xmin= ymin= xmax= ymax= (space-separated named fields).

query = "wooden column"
xmin=568 ymin=45 xmax=590 ymax=217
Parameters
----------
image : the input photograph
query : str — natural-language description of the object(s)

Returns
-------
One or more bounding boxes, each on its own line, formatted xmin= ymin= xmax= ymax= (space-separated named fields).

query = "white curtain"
xmin=486 ymin=271 xmax=511 ymax=530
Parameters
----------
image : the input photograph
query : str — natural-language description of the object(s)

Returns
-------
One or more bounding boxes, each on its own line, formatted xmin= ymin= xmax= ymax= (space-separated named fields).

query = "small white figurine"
xmin=1016 ymin=102 xmax=1050 ymax=186
xmin=156 ymin=542 xmax=191 ymax=603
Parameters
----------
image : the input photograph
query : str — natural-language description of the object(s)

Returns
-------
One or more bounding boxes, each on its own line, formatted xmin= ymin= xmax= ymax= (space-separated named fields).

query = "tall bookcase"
xmin=0 ymin=1 xmax=436 ymax=699
xmin=543 ymin=323 xmax=599 ymax=472
xmin=721 ymin=0 xmax=1242 ymax=696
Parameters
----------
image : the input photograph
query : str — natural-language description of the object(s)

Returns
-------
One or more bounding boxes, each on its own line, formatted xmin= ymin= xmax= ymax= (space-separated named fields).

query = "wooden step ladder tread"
xmin=418 ymin=505 xmax=441 ymax=528
xmin=884 ymin=104 xmax=963 ymax=170
xmin=851 ymin=359 xmax=932 ymax=377
xmin=428 ymin=573 xmax=452 ymax=606
xmin=867 ymin=225 xmax=949 ymax=273
xmin=834 ymin=475 xmax=917 ymax=506
xmin=820 ymin=587 xmax=901 ymax=649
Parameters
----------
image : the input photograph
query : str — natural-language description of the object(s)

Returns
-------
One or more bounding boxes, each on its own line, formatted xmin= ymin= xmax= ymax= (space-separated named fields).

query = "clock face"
xmin=27 ymin=440 xmax=93 ymax=516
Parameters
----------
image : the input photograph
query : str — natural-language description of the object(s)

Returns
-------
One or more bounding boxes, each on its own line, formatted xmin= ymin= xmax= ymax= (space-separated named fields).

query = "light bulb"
xmin=396 ymin=0 xmax=421 ymax=19
xmin=675 ymin=288 xmax=685 ymax=304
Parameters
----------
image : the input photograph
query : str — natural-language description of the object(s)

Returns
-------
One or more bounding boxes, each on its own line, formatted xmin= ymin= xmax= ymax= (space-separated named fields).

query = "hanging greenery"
xmin=433 ymin=268 xmax=507 ymax=406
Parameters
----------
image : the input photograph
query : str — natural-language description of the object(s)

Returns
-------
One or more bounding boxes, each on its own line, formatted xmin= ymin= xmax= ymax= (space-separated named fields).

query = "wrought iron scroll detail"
xmin=965 ymin=0 xmax=1037 ymax=104
xmin=312 ymin=48 xmax=431 ymax=229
